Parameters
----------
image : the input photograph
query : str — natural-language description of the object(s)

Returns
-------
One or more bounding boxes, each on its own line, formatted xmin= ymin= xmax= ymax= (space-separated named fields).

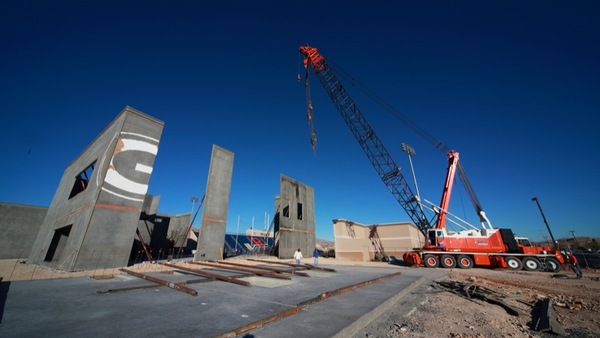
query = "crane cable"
xmin=300 ymin=56 xmax=317 ymax=154
xmin=326 ymin=58 xmax=486 ymax=223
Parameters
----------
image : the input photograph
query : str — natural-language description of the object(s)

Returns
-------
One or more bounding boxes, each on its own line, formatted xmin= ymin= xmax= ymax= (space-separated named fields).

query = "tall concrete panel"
xmin=274 ymin=174 xmax=315 ymax=259
xmin=0 ymin=203 xmax=48 ymax=259
xmin=195 ymin=145 xmax=234 ymax=261
xmin=28 ymin=107 xmax=164 ymax=271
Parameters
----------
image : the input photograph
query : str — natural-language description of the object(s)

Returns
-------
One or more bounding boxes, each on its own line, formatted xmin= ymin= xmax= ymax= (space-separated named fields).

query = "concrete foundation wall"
xmin=136 ymin=194 xmax=161 ymax=246
xmin=333 ymin=219 xmax=425 ymax=261
xmin=133 ymin=213 xmax=190 ymax=262
xmin=195 ymin=145 xmax=234 ymax=261
xmin=28 ymin=107 xmax=164 ymax=271
xmin=274 ymin=175 xmax=315 ymax=259
xmin=165 ymin=213 xmax=192 ymax=251
xmin=0 ymin=203 xmax=48 ymax=259
xmin=131 ymin=210 xmax=191 ymax=263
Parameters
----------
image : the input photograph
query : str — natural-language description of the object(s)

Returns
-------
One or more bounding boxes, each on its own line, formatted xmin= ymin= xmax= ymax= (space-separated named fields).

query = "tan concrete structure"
xmin=333 ymin=219 xmax=426 ymax=261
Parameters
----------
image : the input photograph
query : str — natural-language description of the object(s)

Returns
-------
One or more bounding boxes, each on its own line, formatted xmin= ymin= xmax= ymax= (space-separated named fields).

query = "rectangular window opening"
xmin=69 ymin=161 xmax=96 ymax=199
xmin=283 ymin=205 xmax=290 ymax=218
xmin=297 ymin=203 xmax=303 ymax=220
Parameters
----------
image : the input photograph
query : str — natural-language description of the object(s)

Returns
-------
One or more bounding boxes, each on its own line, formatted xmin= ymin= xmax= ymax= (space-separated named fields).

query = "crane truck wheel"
xmin=440 ymin=255 xmax=456 ymax=268
xmin=457 ymin=255 xmax=474 ymax=269
xmin=505 ymin=256 xmax=523 ymax=270
xmin=544 ymin=258 xmax=561 ymax=272
xmin=423 ymin=254 xmax=439 ymax=268
xmin=522 ymin=257 xmax=542 ymax=271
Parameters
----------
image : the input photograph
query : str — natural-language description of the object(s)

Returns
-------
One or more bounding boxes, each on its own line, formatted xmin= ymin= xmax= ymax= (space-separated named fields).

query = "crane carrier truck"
xmin=401 ymin=151 xmax=564 ymax=272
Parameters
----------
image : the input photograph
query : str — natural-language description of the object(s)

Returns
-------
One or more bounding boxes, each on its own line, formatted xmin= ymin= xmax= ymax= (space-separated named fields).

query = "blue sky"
xmin=1 ymin=1 xmax=598 ymax=243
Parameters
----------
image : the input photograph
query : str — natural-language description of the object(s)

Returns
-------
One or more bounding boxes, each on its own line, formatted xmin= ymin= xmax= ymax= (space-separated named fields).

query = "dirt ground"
xmin=0 ymin=258 xmax=173 ymax=281
xmin=2 ymin=258 xmax=599 ymax=337
xmin=355 ymin=266 xmax=600 ymax=338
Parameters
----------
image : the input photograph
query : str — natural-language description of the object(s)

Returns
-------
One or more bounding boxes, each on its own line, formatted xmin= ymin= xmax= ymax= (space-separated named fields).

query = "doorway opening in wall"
xmin=69 ymin=161 xmax=96 ymax=199
xmin=44 ymin=224 xmax=73 ymax=262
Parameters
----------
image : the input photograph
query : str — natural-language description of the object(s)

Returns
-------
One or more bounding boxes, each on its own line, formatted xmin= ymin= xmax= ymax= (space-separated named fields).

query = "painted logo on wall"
xmin=101 ymin=132 xmax=159 ymax=202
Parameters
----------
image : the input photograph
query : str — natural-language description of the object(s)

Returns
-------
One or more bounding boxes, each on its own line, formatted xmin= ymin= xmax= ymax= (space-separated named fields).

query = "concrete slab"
xmin=238 ymin=276 xmax=295 ymax=288
xmin=305 ymin=270 xmax=338 ymax=278
xmin=0 ymin=263 xmax=446 ymax=337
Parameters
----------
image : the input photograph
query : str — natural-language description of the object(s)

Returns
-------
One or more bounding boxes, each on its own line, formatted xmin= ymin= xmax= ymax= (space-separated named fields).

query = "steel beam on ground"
xmin=215 ymin=271 xmax=403 ymax=338
xmin=97 ymin=284 xmax=161 ymax=294
xmin=208 ymin=260 xmax=310 ymax=277
xmin=160 ymin=262 xmax=251 ymax=287
xmin=303 ymin=263 xmax=338 ymax=272
xmin=119 ymin=268 xmax=197 ymax=296
xmin=188 ymin=261 xmax=291 ymax=280
xmin=297 ymin=271 xmax=402 ymax=307
xmin=248 ymin=258 xmax=336 ymax=272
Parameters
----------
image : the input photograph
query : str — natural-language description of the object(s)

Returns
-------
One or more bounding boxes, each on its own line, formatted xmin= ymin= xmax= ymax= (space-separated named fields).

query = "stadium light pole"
xmin=401 ymin=143 xmax=420 ymax=199
xmin=531 ymin=197 xmax=558 ymax=250
xmin=402 ymin=143 xmax=428 ymax=225
xmin=190 ymin=196 xmax=198 ymax=226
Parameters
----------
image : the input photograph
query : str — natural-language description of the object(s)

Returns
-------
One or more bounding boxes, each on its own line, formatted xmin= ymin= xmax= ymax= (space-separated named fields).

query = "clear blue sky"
xmin=1 ymin=1 xmax=598 ymax=243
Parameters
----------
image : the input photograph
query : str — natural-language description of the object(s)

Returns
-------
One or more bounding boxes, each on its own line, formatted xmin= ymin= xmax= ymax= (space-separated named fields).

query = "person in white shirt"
xmin=293 ymin=248 xmax=303 ymax=265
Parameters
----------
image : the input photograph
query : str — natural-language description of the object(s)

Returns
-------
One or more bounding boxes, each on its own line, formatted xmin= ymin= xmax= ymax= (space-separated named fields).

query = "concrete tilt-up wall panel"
xmin=275 ymin=174 xmax=315 ymax=259
xmin=195 ymin=145 xmax=234 ymax=261
xmin=28 ymin=107 xmax=163 ymax=271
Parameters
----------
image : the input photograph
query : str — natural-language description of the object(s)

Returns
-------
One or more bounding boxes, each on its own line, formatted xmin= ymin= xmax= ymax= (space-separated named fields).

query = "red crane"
xmin=435 ymin=150 xmax=459 ymax=230
xmin=301 ymin=45 xmax=565 ymax=272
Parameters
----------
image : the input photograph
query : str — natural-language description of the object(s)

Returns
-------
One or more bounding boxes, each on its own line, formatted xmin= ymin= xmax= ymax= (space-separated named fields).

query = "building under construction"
xmin=0 ymin=104 xmax=424 ymax=272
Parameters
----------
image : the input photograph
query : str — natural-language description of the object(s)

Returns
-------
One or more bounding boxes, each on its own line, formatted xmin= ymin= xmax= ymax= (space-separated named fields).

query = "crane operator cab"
xmin=428 ymin=229 xmax=445 ymax=248
xmin=515 ymin=236 xmax=533 ymax=247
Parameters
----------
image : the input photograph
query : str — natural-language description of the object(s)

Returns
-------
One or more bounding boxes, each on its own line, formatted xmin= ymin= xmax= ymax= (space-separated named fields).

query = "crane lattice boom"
xmin=300 ymin=45 xmax=432 ymax=234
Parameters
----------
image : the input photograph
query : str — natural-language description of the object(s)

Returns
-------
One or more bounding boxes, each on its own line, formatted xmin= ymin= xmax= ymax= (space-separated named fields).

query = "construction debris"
xmin=434 ymin=280 xmax=524 ymax=316
xmin=434 ymin=279 xmax=571 ymax=336
xmin=534 ymin=298 xmax=567 ymax=336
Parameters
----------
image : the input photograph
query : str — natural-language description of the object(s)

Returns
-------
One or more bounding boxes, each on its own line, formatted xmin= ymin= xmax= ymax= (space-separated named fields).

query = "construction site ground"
xmin=0 ymin=257 xmax=440 ymax=338
xmin=354 ymin=265 xmax=600 ymax=338
xmin=1 ymin=258 xmax=599 ymax=338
